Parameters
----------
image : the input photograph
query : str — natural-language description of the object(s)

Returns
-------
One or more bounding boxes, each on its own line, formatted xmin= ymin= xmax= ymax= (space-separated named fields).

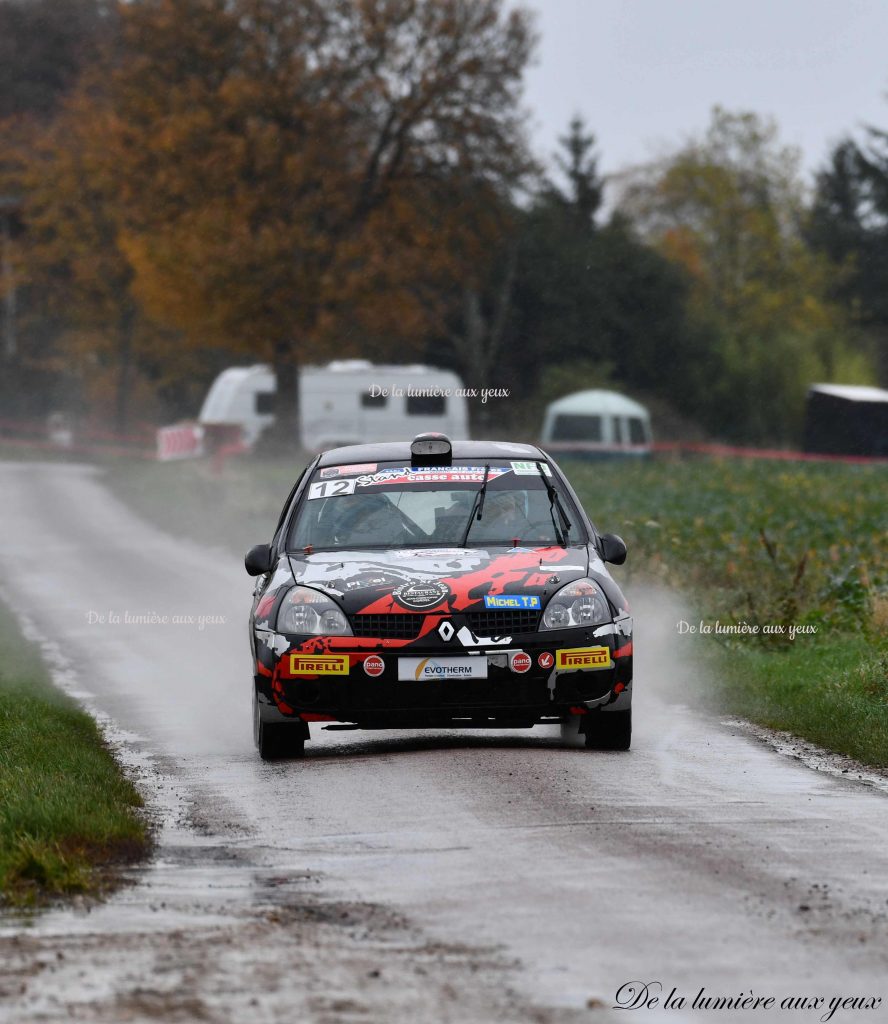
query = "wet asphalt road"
xmin=1 ymin=461 xmax=887 ymax=1024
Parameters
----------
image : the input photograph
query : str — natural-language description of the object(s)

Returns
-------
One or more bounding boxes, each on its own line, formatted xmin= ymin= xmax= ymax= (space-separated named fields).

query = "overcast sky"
xmin=520 ymin=0 xmax=888 ymax=188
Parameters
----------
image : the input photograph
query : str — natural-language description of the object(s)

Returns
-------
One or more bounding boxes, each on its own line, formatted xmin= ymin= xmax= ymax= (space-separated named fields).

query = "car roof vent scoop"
xmin=411 ymin=432 xmax=452 ymax=466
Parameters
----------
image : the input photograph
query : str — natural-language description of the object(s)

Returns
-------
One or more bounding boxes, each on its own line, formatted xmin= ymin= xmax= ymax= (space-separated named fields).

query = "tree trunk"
xmin=449 ymin=246 xmax=517 ymax=438
xmin=262 ymin=338 xmax=302 ymax=454
xmin=1 ymin=210 xmax=17 ymax=363
xmin=114 ymin=302 xmax=135 ymax=436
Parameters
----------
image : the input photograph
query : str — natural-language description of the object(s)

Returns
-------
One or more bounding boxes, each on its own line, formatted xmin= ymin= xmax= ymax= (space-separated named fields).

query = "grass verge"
xmin=0 ymin=439 xmax=77 ymax=462
xmin=702 ymin=634 xmax=888 ymax=768
xmin=0 ymin=597 xmax=148 ymax=906
xmin=106 ymin=453 xmax=303 ymax=556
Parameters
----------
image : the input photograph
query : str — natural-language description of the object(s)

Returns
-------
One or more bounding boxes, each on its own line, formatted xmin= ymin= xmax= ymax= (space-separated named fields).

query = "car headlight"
xmin=540 ymin=579 xmax=611 ymax=630
xmin=276 ymin=586 xmax=353 ymax=636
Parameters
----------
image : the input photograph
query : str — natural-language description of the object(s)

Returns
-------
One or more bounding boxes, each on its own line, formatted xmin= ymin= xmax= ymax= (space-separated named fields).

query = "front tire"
xmin=584 ymin=709 xmax=631 ymax=751
xmin=253 ymin=688 xmax=307 ymax=761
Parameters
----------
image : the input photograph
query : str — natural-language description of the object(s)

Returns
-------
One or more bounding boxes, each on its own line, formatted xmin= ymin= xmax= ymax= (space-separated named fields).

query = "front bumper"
xmin=254 ymin=624 xmax=633 ymax=728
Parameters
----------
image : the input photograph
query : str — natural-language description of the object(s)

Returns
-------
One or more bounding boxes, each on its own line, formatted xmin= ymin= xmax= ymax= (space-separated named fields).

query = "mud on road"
xmin=2 ymin=842 xmax=573 ymax=1024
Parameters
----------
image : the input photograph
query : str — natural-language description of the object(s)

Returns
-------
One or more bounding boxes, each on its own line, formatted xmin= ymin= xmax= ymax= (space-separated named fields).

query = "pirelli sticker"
xmin=556 ymin=646 xmax=613 ymax=671
xmin=287 ymin=654 xmax=350 ymax=676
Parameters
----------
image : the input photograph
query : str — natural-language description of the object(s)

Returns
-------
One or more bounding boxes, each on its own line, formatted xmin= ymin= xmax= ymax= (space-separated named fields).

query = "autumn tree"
xmin=617 ymin=108 xmax=873 ymax=442
xmin=14 ymin=85 xmax=180 ymax=432
xmin=99 ymin=0 xmax=535 ymax=444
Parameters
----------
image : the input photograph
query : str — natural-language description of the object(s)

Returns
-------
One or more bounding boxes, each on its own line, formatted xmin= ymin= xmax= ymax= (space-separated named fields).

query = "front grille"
xmin=465 ymin=610 xmax=540 ymax=635
xmin=349 ymin=609 xmax=540 ymax=640
xmin=350 ymin=613 xmax=424 ymax=639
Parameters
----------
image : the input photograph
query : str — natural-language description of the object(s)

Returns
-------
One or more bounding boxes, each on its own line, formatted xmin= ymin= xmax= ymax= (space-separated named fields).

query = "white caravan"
xmin=198 ymin=361 xmax=471 ymax=449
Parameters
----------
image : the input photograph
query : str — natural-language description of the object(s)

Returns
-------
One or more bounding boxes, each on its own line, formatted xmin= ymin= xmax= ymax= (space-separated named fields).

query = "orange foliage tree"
xmin=102 ymin=0 xmax=536 ymax=443
xmin=10 ymin=86 xmax=178 ymax=433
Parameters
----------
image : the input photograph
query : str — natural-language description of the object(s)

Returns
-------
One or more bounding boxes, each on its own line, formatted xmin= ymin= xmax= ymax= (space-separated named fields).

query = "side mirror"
xmin=599 ymin=533 xmax=627 ymax=566
xmin=245 ymin=543 xmax=274 ymax=576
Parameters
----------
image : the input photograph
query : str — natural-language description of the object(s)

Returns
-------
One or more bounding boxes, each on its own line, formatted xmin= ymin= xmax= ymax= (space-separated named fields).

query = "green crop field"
xmin=566 ymin=456 xmax=888 ymax=766
xmin=567 ymin=457 xmax=886 ymax=642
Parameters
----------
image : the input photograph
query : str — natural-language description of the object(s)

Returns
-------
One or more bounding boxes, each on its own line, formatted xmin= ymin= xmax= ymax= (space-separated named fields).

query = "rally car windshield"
xmin=288 ymin=460 xmax=583 ymax=551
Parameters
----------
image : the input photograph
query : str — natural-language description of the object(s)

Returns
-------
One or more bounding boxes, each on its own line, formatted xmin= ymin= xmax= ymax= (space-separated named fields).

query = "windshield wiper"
xmin=460 ymin=463 xmax=490 ymax=546
xmin=536 ymin=461 xmax=571 ymax=547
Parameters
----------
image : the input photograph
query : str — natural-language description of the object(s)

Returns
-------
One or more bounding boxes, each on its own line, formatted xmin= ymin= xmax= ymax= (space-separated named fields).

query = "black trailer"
xmin=803 ymin=384 xmax=888 ymax=457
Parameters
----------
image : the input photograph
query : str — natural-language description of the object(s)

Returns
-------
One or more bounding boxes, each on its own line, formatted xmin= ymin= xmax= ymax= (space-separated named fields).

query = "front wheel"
xmin=253 ymin=688 xmax=307 ymax=761
xmin=584 ymin=709 xmax=631 ymax=751
xmin=258 ymin=723 xmax=306 ymax=760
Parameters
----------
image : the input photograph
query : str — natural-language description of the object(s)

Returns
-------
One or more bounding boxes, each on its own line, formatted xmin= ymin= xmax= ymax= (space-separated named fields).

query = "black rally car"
xmin=246 ymin=434 xmax=632 ymax=759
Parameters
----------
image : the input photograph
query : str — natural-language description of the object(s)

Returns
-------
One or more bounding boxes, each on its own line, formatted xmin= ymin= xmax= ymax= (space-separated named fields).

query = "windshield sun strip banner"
xmin=353 ymin=466 xmax=512 ymax=487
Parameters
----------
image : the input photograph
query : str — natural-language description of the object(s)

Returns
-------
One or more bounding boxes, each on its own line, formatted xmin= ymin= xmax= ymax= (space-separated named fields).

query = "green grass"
xmin=104 ymin=451 xmax=888 ymax=767
xmin=0 ymin=598 xmax=148 ymax=905
xmin=708 ymin=635 xmax=888 ymax=768
xmin=107 ymin=453 xmax=305 ymax=557
xmin=0 ymin=439 xmax=77 ymax=462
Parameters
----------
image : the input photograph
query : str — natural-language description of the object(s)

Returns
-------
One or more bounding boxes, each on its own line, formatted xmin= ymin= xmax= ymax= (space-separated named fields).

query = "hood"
xmin=287 ymin=545 xmax=591 ymax=616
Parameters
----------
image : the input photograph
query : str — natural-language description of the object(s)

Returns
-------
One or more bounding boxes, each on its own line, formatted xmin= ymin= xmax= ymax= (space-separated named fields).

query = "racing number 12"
xmin=308 ymin=479 xmax=357 ymax=500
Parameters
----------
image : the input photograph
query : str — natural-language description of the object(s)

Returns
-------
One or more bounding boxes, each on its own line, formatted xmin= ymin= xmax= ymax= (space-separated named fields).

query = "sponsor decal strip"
xmin=484 ymin=594 xmax=541 ymax=609
xmin=398 ymin=656 xmax=488 ymax=681
xmin=556 ymin=646 xmax=613 ymax=670
xmin=286 ymin=654 xmax=350 ymax=676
